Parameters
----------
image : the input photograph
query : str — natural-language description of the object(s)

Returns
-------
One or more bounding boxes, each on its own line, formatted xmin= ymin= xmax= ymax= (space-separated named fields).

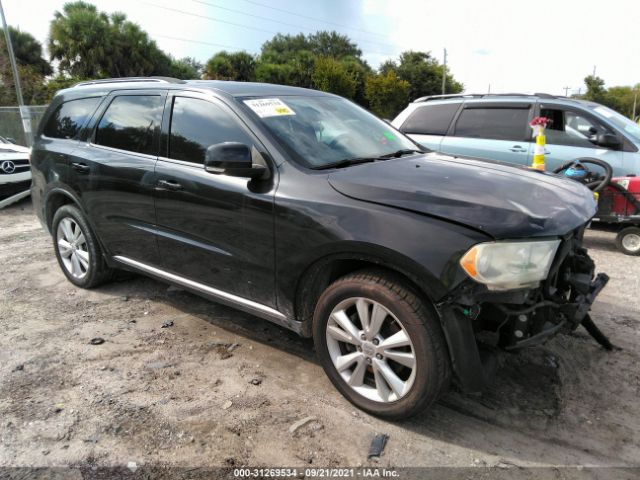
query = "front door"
xmin=154 ymin=93 xmax=277 ymax=308
xmin=536 ymin=104 xmax=624 ymax=174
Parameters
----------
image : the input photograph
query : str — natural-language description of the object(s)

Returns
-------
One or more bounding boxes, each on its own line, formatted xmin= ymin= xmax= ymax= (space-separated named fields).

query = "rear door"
xmin=71 ymin=90 xmax=166 ymax=266
xmin=153 ymin=92 xmax=277 ymax=308
xmin=536 ymin=103 xmax=625 ymax=174
xmin=440 ymin=102 xmax=533 ymax=165
xmin=396 ymin=102 xmax=460 ymax=152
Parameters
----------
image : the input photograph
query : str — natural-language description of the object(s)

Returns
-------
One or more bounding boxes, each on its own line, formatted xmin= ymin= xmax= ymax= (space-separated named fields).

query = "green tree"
xmin=0 ymin=27 xmax=52 ymax=105
xmin=583 ymin=75 xmax=606 ymax=103
xmin=170 ymin=57 xmax=202 ymax=79
xmin=255 ymin=31 xmax=368 ymax=93
xmin=364 ymin=70 xmax=410 ymax=119
xmin=204 ymin=51 xmax=255 ymax=81
xmin=384 ymin=51 xmax=463 ymax=100
xmin=311 ymin=57 xmax=356 ymax=99
xmin=48 ymin=1 xmax=174 ymax=78
xmin=0 ymin=26 xmax=52 ymax=76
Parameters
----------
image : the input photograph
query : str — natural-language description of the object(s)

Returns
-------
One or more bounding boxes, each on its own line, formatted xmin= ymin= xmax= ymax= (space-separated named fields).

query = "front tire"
xmin=52 ymin=204 xmax=113 ymax=288
xmin=312 ymin=270 xmax=450 ymax=419
xmin=616 ymin=227 xmax=640 ymax=256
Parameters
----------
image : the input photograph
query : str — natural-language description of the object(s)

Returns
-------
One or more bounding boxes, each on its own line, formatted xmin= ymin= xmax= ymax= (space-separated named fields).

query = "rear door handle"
xmin=509 ymin=145 xmax=527 ymax=153
xmin=156 ymin=179 xmax=183 ymax=191
xmin=71 ymin=162 xmax=90 ymax=173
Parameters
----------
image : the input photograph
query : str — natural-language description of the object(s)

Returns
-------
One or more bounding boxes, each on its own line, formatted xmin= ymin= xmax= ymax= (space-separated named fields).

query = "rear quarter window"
xmin=400 ymin=103 xmax=459 ymax=135
xmin=42 ymin=97 xmax=101 ymax=139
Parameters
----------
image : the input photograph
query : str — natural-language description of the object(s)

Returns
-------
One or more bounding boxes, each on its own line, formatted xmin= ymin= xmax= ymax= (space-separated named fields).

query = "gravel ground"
xmin=1 ymin=199 xmax=639 ymax=479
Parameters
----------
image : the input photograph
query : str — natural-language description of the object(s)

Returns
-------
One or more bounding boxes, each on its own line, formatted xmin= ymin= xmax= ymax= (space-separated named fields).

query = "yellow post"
xmin=529 ymin=117 xmax=550 ymax=171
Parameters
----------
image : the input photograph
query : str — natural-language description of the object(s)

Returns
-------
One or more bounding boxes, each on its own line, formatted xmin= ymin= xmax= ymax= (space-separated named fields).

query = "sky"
xmin=2 ymin=0 xmax=639 ymax=96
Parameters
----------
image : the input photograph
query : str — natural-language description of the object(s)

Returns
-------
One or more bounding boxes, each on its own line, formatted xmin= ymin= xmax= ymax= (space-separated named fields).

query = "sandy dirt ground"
xmin=1 ymin=198 xmax=639 ymax=478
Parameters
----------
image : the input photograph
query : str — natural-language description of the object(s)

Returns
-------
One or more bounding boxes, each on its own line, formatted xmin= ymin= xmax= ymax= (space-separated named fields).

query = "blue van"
xmin=392 ymin=93 xmax=640 ymax=176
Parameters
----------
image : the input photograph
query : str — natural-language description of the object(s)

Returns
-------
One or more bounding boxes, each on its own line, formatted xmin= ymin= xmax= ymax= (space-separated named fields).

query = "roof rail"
xmin=72 ymin=76 xmax=185 ymax=87
xmin=414 ymin=92 xmax=560 ymax=103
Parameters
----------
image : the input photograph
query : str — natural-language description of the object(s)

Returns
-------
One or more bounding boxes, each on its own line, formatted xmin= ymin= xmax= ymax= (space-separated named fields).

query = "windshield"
xmin=591 ymin=105 xmax=640 ymax=144
xmin=240 ymin=95 xmax=419 ymax=168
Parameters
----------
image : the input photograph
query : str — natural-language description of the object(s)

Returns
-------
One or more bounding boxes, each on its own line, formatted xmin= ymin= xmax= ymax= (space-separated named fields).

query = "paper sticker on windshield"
xmin=244 ymin=98 xmax=296 ymax=118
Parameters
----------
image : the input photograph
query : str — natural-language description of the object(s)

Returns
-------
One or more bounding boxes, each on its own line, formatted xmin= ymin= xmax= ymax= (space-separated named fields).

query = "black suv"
xmin=31 ymin=77 xmax=610 ymax=419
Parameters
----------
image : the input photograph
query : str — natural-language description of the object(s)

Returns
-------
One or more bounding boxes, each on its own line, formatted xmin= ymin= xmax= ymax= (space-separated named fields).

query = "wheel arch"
xmin=293 ymin=245 xmax=445 ymax=338
xmin=44 ymin=188 xmax=82 ymax=232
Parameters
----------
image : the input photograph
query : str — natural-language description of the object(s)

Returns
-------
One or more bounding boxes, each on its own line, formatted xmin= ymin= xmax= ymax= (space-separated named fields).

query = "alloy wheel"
xmin=325 ymin=297 xmax=416 ymax=403
xmin=56 ymin=217 xmax=90 ymax=279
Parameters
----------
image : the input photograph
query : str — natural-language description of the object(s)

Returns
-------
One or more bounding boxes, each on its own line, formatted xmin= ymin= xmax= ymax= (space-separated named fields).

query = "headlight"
xmin=460 ymin=239 xmax=561 ymax=290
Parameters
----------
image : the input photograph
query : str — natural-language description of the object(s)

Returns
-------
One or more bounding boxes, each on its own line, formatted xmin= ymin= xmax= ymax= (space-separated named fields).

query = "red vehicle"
xmin=554 ymin=158 xmax=640 ymax=255
xmin=595 ymin=176 xmax=640 ymax=255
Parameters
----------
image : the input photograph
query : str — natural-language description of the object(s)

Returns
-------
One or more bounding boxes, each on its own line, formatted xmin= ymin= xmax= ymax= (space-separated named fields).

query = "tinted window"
xmin=95 ymin=95 xmax=163 ymax=155
xmin=169 ymin=97 xmax=253 ymax=164
xmin=454 ymin=107 xmax=529 ymax=141
xmin=401 ymin=103 xmax=459 ymax=135
xmin=43 ymin=97 xmax=101 ymax=139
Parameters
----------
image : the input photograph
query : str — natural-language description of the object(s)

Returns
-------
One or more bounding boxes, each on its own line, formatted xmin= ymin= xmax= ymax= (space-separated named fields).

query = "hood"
xmin=327 ymin=153 xmax=597 ymax=239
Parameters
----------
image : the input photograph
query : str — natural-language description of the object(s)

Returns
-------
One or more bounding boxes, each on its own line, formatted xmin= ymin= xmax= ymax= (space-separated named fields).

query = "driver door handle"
xmin=156 ymin=179 xmax=183 ymax=191
xmin=71 ymin=162 xmax=90 ymax=173
xmin=509 ymin=145 xmax=527 ymax=153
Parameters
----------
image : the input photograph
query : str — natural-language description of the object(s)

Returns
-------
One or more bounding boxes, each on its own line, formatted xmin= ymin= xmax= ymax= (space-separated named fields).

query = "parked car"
xmin=0 ymin=137 xmax=31 ymax=209
xmin=392 ymin=93 xmax=640 ymax=176
xmin=31 ymin=78 xmax=609 ymax=419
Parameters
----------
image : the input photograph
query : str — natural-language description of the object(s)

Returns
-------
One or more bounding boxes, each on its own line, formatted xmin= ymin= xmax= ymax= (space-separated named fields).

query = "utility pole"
xmin=0 ymin=0 xmax=31 ymax=146
xmin=592 ymin=65 xmax=597 ymax=77
xmin=563 ymin=86 xmax=571 ymax=97
xmin=633 ymin=90 xmax=638 ymax=121
xmin=441 ymin=48 xmax=447 ymax=95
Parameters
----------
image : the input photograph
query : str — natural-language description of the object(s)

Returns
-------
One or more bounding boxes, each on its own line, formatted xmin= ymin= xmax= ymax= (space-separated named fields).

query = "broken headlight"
xmin=459 ymin=239 xmax=561 ymax=290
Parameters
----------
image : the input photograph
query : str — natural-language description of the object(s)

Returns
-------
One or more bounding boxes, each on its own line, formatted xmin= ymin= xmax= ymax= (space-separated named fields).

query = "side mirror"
xmin=204 ymin=142 xmax=266 ymax=179
xmin=596 ymin=133 xmax=620 ymax=149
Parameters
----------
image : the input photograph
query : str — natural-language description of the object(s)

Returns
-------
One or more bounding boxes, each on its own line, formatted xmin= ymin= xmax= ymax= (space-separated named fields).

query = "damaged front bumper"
xmin=436 ymin=225 xmax=613 ymax=392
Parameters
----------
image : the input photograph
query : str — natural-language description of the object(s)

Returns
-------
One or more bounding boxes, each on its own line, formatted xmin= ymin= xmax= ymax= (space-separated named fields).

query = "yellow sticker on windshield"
xmin=244 ymin=98 xmax=296 ymax=118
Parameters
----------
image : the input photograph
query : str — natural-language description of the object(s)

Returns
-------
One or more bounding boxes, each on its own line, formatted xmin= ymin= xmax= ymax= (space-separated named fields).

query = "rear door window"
xmin=94 ymin=95 xmax=164 ymax=155
xmin=42 ymin=97 xmax=101 ymax=139
xmin=453 ymin=106 xmax=530 ymax=141
xmin=400 ymin=103 xmax=459 ymax=135
xmin=168 ymin=96 xmax=253 ymax=164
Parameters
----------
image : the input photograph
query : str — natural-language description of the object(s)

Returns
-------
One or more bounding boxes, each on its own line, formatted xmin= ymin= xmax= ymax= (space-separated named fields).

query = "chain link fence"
xmin=0 ymin=105 xmax=48 ymax=146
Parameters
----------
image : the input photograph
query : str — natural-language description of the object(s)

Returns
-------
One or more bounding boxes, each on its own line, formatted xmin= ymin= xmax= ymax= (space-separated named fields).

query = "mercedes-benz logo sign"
xmin=1 ymin=160 xmax=16 ymax=174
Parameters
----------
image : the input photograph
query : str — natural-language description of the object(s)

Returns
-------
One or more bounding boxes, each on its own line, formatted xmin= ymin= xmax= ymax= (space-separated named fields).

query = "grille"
xmin=0 ymin=180 xmax=31 ymax=200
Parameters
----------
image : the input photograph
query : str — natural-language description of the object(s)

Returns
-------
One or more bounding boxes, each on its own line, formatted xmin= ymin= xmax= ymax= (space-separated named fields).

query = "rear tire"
xmin=616 ymin=227 xmax=640 ymax=256
xmin=52 ymin=204 xmax=113 ymax=288
xmin=312 ymin=269 xmax=450 ymax=419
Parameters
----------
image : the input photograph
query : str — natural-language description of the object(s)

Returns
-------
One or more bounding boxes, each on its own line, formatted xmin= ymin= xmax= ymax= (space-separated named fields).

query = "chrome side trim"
xmin=88 ymin=142 xmax=158 ymax=161
xmin=112 ymin=255 xmax=295 ymax=330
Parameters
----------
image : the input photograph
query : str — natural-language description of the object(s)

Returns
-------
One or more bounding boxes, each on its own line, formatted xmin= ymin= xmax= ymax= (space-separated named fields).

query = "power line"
xmin=139 ymin=1 xmax=401 ymax=57
xmin=188 ymin=0 xmax=399 ymax=51
xmin=152 ymin=33 xmax=244 ymax=51
xmin=234 ymin=0 xmax=387 ymax=39
xmin=140 ymin=1 xmax=277 ymax=35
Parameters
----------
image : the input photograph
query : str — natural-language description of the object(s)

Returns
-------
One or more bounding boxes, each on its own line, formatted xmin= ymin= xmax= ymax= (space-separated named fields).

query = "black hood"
xmin=327 ymin=153 xmax=597 ymax=239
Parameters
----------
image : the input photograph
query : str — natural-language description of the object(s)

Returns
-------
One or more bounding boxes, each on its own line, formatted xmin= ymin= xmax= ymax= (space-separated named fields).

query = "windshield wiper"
xmin=312 ymin=157 xmax=381 ymax=170
xmin=378 ymin=148 xmax=424 ymax=159
xmin=312 ymin=149 xmax=424 ymax=170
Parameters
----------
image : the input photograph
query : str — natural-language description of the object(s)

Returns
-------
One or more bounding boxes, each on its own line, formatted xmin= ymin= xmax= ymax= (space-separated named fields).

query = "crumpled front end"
xmin=436 ymin=224 xmax=612 ymax=392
